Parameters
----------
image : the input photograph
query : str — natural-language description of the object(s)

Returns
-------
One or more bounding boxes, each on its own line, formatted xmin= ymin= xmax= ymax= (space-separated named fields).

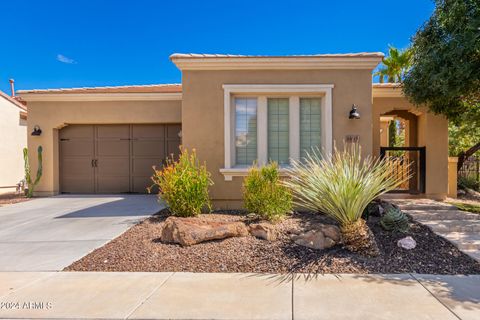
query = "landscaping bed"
xmin=65 ymin=210 xmax=480 ymax=274
xmin=0 ymin=192 xmax=29 ymax=207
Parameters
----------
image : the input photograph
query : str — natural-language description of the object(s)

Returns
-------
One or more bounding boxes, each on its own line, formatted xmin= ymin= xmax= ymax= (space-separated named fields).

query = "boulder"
xmin=397 ymin=236 xmax=416 ymax=250
xmin=161 ymin=217 xmax=249 ymax=246
xmin=318 ymin=224 xmax=341 ymax=243
xmin=292 ymin=224 xmax=341 ymax=250
xmin=249 ymin=223 xmax=277 ymax=241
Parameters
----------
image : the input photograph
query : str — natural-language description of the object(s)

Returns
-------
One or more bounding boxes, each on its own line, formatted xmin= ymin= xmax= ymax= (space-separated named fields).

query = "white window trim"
xmin=221 ymin=84 xmax=334 ymax=181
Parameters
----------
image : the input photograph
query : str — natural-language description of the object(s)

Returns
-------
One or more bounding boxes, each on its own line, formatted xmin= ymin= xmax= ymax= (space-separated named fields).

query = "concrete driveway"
xmin=0 ymin=195 xmax=163 ymax=271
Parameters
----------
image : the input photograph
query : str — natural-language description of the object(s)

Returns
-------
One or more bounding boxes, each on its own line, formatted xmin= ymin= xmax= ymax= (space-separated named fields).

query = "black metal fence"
xmin=380 ymin=147 xmax=426 ymax=194
xmin=459 ymin=155 xmax=480 ymax=182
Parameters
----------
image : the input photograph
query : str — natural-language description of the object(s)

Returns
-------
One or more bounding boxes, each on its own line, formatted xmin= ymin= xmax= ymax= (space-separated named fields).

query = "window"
xmin=222 ymin=84 xmax=333 ymax=181
xmin=268 ymin=98 xmax=289 ymax=165
xmin=300 ymin=98 xmax=322 ymax=159
xmin=235 ymin=98 xmax=257 ymax=165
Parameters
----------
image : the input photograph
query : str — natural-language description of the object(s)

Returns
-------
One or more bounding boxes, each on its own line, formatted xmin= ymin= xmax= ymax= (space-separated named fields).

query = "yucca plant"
xmin=284 ymin=144 xmax=411 ymax=256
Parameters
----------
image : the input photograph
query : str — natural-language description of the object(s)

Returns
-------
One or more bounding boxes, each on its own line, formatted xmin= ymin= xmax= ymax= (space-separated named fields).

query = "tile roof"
xmin=372 ymin=83 xmax=403 ymax=88
xmin=17 ymin=84 xmax=182 ymax=94
xmin=0 ymin=90 xmax=27 ymax=111
xmin=170 ymin=52 xmax=385 ymax=59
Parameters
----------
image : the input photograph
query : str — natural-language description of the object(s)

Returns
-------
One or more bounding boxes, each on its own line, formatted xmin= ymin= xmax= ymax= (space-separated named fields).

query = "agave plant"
xmin=284 ymin=144 xmax=411 ymax=256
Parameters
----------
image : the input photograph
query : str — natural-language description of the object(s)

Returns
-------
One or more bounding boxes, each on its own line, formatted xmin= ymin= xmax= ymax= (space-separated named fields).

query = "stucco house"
xmin=17 ymin=53 xmax=449 ymax=208
xmin=0 ymin=89 xmax=27 ymax=194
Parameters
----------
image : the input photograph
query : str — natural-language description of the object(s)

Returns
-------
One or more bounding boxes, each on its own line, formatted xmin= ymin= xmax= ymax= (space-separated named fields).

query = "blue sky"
xmin=0 ymin=0 xmax=435 ymax=94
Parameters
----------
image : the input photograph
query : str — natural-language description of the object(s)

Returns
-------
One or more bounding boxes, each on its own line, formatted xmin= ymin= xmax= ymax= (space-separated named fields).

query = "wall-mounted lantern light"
xmin=349 ymin=104 xmax=360 ymax=119
xmin=31 ymin=125 xmax=42 ymax=136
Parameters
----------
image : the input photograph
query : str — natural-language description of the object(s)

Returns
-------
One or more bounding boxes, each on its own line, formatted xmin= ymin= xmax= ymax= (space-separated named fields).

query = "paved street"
xmin=0 ymin=195 xmax=162 ymax=271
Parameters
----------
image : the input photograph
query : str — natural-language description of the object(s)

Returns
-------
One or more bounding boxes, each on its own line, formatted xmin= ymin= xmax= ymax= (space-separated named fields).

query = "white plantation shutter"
xmin=235 ymin=98 xmax=257 ymax=165
xmin=268 ymin=98 xmax=290 ymax=165
xmin=300 ymin=98 xmax=322 ymax=159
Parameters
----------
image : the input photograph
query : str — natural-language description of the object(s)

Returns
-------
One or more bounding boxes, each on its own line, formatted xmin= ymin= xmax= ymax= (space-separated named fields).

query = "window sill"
xmin=219 ymin=167 xmax=290 ymax=181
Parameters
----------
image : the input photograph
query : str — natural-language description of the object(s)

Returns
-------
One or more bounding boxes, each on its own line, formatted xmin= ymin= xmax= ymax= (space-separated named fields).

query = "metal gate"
xmin=380 ymin=147 xmax=426 ymax=194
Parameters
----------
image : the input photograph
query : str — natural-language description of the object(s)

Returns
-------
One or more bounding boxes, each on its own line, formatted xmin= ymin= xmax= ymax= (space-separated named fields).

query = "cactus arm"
xmin=23 ymin=146 xmax=43 ymax=198
xmin=23 ymin=148 xmax=32 ymax=185
xmin=33 ymin=146 xmax=43 ymax=185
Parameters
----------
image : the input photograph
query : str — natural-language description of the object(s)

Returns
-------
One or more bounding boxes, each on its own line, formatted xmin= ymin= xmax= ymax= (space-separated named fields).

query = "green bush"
xmin=380 ymin=207 xmax=410 ymax=233
xmin=243 ymin=162 xmax=292 ymax=222
xmin=458 ymin=175 xmax=480 ymax=192
xmin=150 ymin=148 xmax=213 ymax=217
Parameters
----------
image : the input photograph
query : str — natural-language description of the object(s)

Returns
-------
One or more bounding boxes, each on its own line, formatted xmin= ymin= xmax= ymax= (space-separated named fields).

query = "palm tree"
xmin=375 ymin=46 xmax=412 ymax=83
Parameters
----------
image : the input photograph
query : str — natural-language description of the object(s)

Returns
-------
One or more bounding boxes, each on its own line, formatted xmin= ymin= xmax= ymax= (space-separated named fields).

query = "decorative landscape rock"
xmin=161 ymin=216 xmax=249 ymax=246
xmin=249 ymin=222 xmax=277 ymax=241
xmin=397 ymin=236 xmax=417 ymax=250
xmin=292 ymin=224 xmax=341 ymax=250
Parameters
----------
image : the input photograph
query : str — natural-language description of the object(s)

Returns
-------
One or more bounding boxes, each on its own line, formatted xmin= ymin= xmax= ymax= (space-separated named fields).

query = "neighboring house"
xmin=0 ymin=90 xmax=27 ymax=194
xmin=18 ymin=53 xmax=449 ymax=207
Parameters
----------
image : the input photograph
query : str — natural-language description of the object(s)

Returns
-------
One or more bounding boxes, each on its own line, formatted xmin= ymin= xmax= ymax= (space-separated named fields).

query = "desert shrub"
xmin=380 ymin=207 xmax=410 ymax=233
xmin=150 ymin=148 xmax=213 ymax=217
xmin=243 ymin=162 xmax=292 ymax=222
xmin=284 ymin=144 xmax=410 ymax=256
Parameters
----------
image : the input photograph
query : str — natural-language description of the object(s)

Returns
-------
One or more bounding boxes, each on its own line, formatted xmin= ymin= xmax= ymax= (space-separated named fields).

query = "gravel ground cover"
xmin=0 ymin=192 xmax=29 ymax=207
xmin=65 ymin=210 xmax=480 ymax=274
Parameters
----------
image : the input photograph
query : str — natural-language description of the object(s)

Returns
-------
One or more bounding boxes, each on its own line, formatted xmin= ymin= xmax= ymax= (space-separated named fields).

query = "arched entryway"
xmin=378 ymin=109 xmax=425 ymax=194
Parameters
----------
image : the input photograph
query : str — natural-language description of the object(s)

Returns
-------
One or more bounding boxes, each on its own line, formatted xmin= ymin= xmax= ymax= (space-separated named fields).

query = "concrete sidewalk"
xmin=0 ymin=272 xmax=479 ymax=319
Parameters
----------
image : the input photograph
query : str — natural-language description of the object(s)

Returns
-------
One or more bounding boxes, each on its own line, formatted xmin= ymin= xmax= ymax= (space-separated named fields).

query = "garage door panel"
xmin=167 ymin=124 xmax=181 ymax=138
xmin=166 ymin=140 xmax=181 ymax=158
xmin=133 ymin=176 xmax=156 ymax=193
xmin=133 ymin=158 xmax=163 ymax=176
xmin=60 ymin=140 xmax=94 ymax=157
xmin=96 ymin=125 xmax=130 ymax=138
xmin=132 ymin=124 xmax=165 ymax=139
xmin=97 ymin=158 xmax=130 ymax=176
xmin=133 ymin=140 xmax=165 ymax=157
xmin=96 ymin=177 xmax=130 ymax=193
xmin=60 ymin=125 xmax=94 ymax=139
xmin=61 ymin=177 xmax=95 ymax=193
xmin=61 ymin=158 xmax=94 ymax=175
xmin=97 ymin=140 xmax=129 ymax=156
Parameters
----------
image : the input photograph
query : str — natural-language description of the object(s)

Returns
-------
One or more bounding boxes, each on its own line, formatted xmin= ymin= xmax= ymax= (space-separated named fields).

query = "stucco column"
xmin=448 ymin=157 xmax=458 ymax=198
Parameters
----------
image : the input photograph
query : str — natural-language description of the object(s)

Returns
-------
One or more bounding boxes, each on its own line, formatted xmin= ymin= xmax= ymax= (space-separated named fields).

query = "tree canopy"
xmin=403 ymin=0 xmax=480 ymax=122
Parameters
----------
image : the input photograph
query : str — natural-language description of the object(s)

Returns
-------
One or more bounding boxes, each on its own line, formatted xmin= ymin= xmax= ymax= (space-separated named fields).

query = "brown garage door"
xmin=60 ymin=124 xmax=181 ymax=193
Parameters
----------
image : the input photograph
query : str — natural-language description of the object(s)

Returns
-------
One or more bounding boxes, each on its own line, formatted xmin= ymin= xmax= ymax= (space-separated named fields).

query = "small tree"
xmin=403 ymin=0 xmax=480 ymax=169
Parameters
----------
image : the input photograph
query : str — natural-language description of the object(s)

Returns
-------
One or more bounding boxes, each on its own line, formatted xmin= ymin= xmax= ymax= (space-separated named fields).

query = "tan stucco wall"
xmin=372 ymin=97 xmax=449 ymax=199
xmin=0 ymin=98 xmax=27 ymax=193
xmin=181 ymin=69 xmax=374 ymax=207
xmin=25 ymin=99 xmax=182 ymax=195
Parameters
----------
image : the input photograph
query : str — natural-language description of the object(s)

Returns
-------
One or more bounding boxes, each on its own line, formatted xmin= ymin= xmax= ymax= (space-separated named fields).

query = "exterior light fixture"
xmin=31 ymin=125 xmax=42 ymax=136
xmin=349 ymin=104 xmax=360 ymax=119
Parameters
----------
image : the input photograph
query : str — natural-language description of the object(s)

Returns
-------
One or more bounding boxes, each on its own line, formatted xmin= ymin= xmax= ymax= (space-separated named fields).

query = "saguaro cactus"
xmin=23 ymin=146 xmax=43 ymax=198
